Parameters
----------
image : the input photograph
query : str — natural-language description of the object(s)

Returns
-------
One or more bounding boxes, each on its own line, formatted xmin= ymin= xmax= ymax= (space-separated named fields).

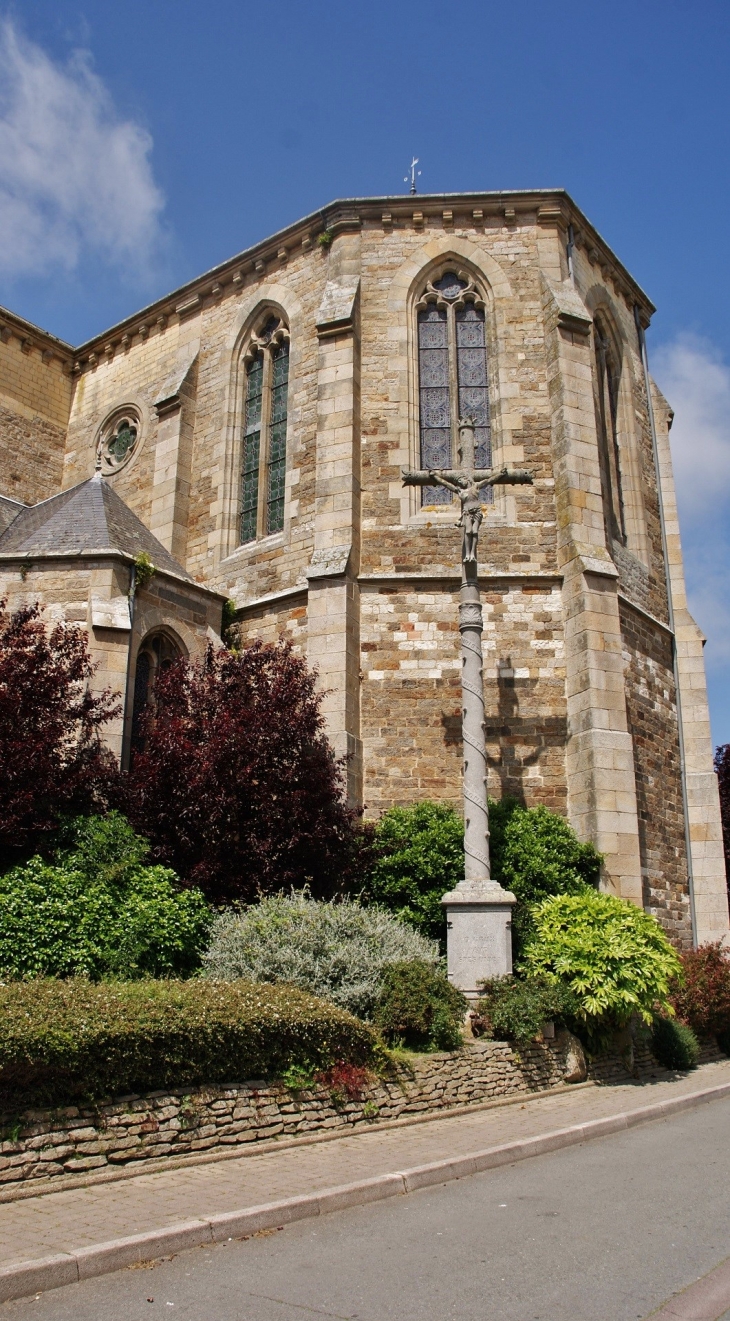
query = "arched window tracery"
xmin=593 ymin=316 xmax=626 ymax=547
xmin=240 ymin=312 xmax=290 ymax=543
xmin=131 ymin=631 xmax=182 ymax=752
xmin=416 ymin=269 xmax=491 ymax=505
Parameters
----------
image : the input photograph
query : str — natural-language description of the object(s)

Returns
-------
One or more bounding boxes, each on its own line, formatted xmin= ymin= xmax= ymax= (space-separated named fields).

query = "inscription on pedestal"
xmin=444 ymin=900 xmax=513 ymax=998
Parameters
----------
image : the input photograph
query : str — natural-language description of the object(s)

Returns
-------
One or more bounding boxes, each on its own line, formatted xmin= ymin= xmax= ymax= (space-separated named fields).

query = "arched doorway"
xmin=130 ymin=631 xmax=182 ymax=752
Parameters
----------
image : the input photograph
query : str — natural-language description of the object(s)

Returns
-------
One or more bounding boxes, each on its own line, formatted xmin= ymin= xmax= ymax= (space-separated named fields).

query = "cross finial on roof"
xmin=404 ymin=157 xmax=421 ymax=194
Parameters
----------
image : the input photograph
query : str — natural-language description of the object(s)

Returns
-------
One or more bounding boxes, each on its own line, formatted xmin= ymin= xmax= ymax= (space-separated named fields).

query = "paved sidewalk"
xmin=2 ymin=1060 xmax=729 ymax=1275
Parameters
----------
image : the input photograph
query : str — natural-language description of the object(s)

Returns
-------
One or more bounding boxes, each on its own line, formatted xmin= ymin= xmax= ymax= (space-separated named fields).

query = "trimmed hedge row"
xmin=0 ymin=978 xmax=376 ymax=1109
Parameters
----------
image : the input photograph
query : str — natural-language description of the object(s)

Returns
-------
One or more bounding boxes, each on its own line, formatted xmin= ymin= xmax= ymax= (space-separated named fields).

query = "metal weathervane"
xmin=402 ymin=419 xmax=532 ymax=890
xmin=405 ymin=157 xmax=421 ymax=194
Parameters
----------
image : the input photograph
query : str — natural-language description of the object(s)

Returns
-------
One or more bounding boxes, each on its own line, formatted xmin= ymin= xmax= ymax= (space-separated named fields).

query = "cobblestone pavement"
xmin=2 ymin=1061 xmax=728 ymax=1272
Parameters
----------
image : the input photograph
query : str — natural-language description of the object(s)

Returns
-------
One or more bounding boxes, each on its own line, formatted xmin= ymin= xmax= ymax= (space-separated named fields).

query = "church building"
xmin=0 ymin=189 xmax=726 ymax=948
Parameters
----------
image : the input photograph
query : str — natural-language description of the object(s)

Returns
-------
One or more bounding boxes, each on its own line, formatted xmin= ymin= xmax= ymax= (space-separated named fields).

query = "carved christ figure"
xmin=402 ymin=418 xmax=533 ymax=567
xmin=427 ymin=472 xmax=484 ymax=563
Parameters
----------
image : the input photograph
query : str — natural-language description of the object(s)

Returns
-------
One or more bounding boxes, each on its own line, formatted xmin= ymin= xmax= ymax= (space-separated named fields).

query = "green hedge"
xmin=364 ymin=801 xmax=463 ymax=947
xmin=0 ymin=978 xmax=376 ymax=1109
xmin=475 ymin=975 xmax=578 ymax=1046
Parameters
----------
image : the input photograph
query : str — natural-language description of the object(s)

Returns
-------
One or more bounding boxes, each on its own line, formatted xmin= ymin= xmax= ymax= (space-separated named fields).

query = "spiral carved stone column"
xmin=441 ymin=557 xmax=516 ymax=999
xmin=459 ymin=563 xmax=491 ymax=883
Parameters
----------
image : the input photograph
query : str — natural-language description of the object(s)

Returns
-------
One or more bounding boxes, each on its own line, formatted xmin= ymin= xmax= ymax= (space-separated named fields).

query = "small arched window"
xmin=131 ymin=631 xmax=181 ymax=752
xmin=594 ymin=317 xmax=626 ymax=546
xmin=416 ymin=270 xmax=491 ymax=505
xmin=240 ymin=313 xmax=290 ymax=543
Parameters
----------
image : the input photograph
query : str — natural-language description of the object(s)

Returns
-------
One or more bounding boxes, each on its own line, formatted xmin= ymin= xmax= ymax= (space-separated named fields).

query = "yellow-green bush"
xmin=521 ymin=891 xmax=682 ymax=1032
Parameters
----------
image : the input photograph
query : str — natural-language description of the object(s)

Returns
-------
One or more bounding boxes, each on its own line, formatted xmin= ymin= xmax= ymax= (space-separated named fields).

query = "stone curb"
xmin=647 ymin=1252 xmax=730 ymax=1318
xmin=0 ymin=1079 xmax=596 ymax=1206
xmin=1 ymin=1078 xmax=729 ymax=1306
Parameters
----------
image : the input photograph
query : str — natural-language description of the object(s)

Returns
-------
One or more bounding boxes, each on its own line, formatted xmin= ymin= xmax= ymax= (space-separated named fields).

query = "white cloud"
xmin=679 ymin=545 xmax=730 ymax=667
xmin=652 ymin=333 xmax=730 ymax=679
xmin=653 ymin=332 xmax=730 ymax=523
xmin=0 ymin=20 xmax=165 ymax=279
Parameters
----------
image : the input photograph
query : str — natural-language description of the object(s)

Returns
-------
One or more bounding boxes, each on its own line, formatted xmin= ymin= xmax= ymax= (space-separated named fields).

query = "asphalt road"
xmin=3 ymin=1095 xmax=730 ymax=1321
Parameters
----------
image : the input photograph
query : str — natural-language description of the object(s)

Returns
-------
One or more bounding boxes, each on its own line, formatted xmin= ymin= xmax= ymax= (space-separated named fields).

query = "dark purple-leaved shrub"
xmin=0 ymin=600 xmax=119 ymax=867
xmin=714 ymin=744 xmax=730 ymax=895
xmin=125 ymin=641 xmax=356 ymax=902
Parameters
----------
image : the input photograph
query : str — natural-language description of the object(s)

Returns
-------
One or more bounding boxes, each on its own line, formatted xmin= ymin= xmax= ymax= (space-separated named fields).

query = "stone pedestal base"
xmin=442 ymin=884 xmax=516 ymax=1000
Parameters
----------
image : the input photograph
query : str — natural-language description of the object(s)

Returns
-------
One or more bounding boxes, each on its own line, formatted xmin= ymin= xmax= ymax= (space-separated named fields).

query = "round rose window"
xmin=96 ymin=409 xmax=141 ymax=474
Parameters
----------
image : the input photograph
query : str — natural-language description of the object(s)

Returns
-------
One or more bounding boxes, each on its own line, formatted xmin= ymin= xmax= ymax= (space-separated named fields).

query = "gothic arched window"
xmin=240 ymin=313 xmax=290 ymax=543
xmin=131 ymin=631 xmax=181 ymax=752
xmin=417 ymin=270 xmax=491 ymax=505
xmin=594 ymin=317 xmax=626 ymax=546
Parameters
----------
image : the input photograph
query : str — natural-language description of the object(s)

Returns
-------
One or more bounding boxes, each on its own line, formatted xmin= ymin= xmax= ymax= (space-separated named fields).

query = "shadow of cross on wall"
xmin=488 ymin=657 xmax=567 ymax=805
xmin=440 ymin=656 xmax=567 ymax=806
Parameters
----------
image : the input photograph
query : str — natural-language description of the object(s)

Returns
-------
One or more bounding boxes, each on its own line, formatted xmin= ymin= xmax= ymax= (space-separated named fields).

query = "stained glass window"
xmin=594 ymin=320 xmax=625 ymax=545
xmin=418 ymin=305 xmax=450 ymax=504
xmin=456 ymin=305 xmax=491 ymax=469
xmin=417 ymin=272 xmax=491 ymax=506
xmin=241 ymin=352 xmax=263 ymax=543
xmin=259 ymin=316 xmax=279 ymax=343
xmin=432 ymin=271 xmax=468 ymax=300
xmin=130 ymin=651 xmax=150 ymax=753
xmin=267 ymin=340 xmax=289 ymax=534
xmin=96 ymin=409 xmax=141 ymax=475
xmin=109 ymin=420 xmax=137 ymax=463
xmin=239 ymin=315 xmax=291 ymax=545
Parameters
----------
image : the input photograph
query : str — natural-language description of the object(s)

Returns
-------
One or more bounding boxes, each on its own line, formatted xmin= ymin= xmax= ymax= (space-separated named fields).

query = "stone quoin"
xmin=0 ymin=189 xmax=726 ymax=947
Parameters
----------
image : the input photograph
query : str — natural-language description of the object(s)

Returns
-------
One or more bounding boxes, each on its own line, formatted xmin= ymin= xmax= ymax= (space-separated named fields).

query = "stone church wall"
xmin=359 ymin=577 xmax=567 ymax=817
xmin=0 ymin=559 xmax=131 ymax=760
xmin=62 ymin=320 xmax=202 ymax=532
xmin=234 ymin=592 xmax=308 ymax=653
xmin=360 ymin=580 xmax=463 ymax=811
xmin=619 ymin=598 xmax=692 ymax=946
xmin=483 ymin=582 xmax=568 ymax=814
xmin=0 ymin=330 xmax=72 ymax=507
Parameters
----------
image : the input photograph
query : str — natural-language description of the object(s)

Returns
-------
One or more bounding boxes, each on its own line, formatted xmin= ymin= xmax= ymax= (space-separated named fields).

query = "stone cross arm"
xmin=401 ymin=466 xmax=533 ymax=490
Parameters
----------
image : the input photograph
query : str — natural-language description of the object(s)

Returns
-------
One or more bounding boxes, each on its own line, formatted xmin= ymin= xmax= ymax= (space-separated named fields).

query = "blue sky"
xmin=1 ymin=0 xmax=729 ymax=744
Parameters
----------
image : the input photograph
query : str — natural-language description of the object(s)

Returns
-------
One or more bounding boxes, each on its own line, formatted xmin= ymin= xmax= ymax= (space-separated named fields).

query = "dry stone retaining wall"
xmin=1 ymin=1039 xmax=576 ymax=1191
xmin=1 ymin=1035 xmax=721 ymax=1194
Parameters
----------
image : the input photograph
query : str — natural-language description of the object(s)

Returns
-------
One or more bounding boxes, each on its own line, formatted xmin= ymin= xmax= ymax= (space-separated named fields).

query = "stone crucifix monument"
xmin=402 ymin=418 xmax=533 ymax=998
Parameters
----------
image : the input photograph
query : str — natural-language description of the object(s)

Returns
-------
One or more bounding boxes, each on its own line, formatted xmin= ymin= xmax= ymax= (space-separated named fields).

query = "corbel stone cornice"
xmin=0 ymin=304 xmax=74 ymax=367
xmin=0 ymin=548 xmax=228 ymax=599
xmin=25 ymin=189 xmax=653 ymax=370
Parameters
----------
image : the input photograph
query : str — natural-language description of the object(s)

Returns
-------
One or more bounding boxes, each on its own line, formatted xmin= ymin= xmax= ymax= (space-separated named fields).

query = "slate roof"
xmin=0 ymin=493 xmax=25 ymax=536
xmin=0 ymin=474 xmax=192 ymax=581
